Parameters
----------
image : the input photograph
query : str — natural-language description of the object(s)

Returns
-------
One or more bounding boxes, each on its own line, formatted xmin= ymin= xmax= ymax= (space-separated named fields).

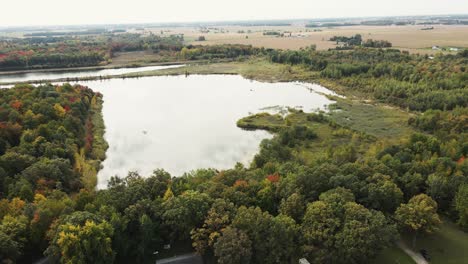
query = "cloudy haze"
xmin=2 ymin=0 xmax=468 ymax=26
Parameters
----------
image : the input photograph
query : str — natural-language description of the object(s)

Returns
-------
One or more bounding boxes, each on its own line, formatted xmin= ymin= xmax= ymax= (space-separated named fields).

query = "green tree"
xmin=137 ymin=214 xmax=157 ymax=261
xmin=301 ymin=193 xmax=397 ymax=264
xmin=256 ymin=180 xmax=276 ymax=213
xmin=279 ymin=193 xmax=305 ymax=222
xmin=111 ymin=198 xmax=163 ymax=263
xmin=147 ymin=169 xmax=172 ymax=198
xmin=395 ymin=194 xmax=441 ymax=247
xmin=0 ymin=215 xmax=28 ymax=262
xmin=53 ymin=220 xmax=114 ymax=264
xmin=362 ymin=173 xmax=403 ymax=213
xmin=191 ymin=199 xmax=236 ymax=255
xmin=45 ymin=211 xmax=111 ymax=262
xmin=162 ymin=191 xmax=212 ymax=240
xmin=231 ymin=206 xmax=272 ymax=263
xmin=269 ymin=214 xmax=299 ymax=262
xmin=296 ymin=164 xmax=336 ymax=201
xmin=301 ymin=200 xmax=340 ymax=262
xmin=0 ymin=229 xmax=21 ymax=262
xmin=335 ymin=202 xmax=397 ymax=262
xmin=29 ymin=192 xmax=73 ymax=253
xmin=426 ymin=171 xmax=462 ymax=211
xmin=455 ymin=184 xmax=468 ymax=230
xmin=319 ymin=187 xmax=355 ymax=205
xmin=214 ymin=227 xmax=252 ymax=264
xmin=232 ymin=206 xmax=299 ymax=263
xmin=398 ymin=172 xmax=425 ymax=199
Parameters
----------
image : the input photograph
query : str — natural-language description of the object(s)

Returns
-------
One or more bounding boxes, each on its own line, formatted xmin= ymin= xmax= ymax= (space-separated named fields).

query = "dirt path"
xmin=397 ymin=240 xmax=429 ymax=264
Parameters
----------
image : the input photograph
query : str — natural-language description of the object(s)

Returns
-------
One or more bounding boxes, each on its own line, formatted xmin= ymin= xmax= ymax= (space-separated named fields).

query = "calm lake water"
xmin=0 ymin=65 xmax=182 ymax=83
xmin=82 ymin=75 xmax=336 ymax=189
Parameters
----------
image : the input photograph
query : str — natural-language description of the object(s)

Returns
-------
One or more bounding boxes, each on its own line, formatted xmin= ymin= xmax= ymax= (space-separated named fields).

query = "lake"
xmin=84 ymin=75 xmax=336 ymax=189
xmin=0 ymin=64 xmax=182 ymax=84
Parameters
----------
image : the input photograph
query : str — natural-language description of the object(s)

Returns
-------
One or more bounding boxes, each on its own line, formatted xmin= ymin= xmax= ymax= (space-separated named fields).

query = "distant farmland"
xmin=167 ymin=25 xmax=468 ymax=54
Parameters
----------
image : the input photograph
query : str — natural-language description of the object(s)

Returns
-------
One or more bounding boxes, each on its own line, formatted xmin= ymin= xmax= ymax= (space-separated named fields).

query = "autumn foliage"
xmin=266 ymin=173 xmax=280 ymax=183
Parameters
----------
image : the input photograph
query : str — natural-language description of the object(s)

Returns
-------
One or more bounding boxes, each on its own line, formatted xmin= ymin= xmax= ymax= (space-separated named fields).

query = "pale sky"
xmin=2 ymin=0 xmax=468 ymax=27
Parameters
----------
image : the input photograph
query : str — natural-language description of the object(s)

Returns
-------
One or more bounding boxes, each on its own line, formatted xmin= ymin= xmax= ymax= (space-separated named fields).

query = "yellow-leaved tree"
xmin=395 ymin=193 xmax=441 ymax=248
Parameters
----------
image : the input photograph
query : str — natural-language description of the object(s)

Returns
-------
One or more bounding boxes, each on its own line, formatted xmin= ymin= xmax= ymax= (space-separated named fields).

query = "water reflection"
xmin=0 ymin=65 xmax=182 ymax=83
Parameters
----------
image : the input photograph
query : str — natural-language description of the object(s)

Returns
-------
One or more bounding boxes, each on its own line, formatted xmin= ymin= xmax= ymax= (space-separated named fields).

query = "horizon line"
xmin=1 ymin=13 xmax=468 ymax=30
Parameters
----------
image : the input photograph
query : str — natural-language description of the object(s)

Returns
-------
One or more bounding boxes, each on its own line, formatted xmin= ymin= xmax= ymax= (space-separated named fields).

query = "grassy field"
xmin=124 ymin=58 xmax=317 ymax=82
xmin=372 ymin=246 xmax=416 ymax=264
xmin=109 ymin=50 xmax=170 ymax=65
xmin=236 ymin=110 xmax=375 ymax=166
xmin=237 ymin=112 xmax=286 ymax=131
xmin=149 ymin=25 xmax=468 ymax=54
xmin=328 ymin=98 xmax=415 ymax=141
xmin=402 ymin=221 xmax=468 ymax=264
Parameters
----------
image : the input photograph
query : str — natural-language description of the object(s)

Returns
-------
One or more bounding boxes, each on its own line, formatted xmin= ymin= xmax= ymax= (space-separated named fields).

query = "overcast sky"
xmin=2 ymin=0 xmax=468 ymax=26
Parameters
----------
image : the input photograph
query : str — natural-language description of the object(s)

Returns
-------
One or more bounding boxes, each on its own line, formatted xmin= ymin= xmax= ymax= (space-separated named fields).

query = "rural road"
xmin=397 ymin=241 xmax=429 ymax=264
xmin=155 ymin=253 xmax=203 ymax=264
xmin=33 ymin=257 xmax=50 ymax=264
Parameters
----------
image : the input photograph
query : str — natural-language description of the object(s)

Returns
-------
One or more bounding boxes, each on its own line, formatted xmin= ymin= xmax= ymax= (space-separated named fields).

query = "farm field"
xmin=157 ymin=25 xmax=468 ymax=54
xmin=109 ymin=51 xmax=168 ymax=65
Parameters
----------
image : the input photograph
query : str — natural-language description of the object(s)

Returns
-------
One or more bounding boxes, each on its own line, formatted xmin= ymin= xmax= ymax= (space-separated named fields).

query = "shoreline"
xmin=0 ymin=59 xmax=242 ymax=86
xmin=0 ymin=61 xmax=187 ymax=76
xmin=0 ymin=58 xmax=238 ymax=76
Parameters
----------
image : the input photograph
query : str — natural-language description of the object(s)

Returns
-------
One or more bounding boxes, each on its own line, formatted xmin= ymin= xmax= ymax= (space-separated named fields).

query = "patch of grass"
xmin=126 ymin=58 xmax=316 ymax=83
xmin=402 ymin=220 xmax=468 ymax=264
xmin=237 ymin=59 xmax=317 ymax=82
xmin=236 ymin=110 xmax=328 ymax=132
xmin=281 ymin=110 xmax=375 ymax=166
xmin=237 ymin=110 xmax=374 ymax=166
xmin=237 ymin=112 xmax=286 ymax=131
xmin=109 ymin=51 xmax=175 ymax=65
xmin=155 ymin=240 xmax=194 ymax=260
xmin=372 ymin=245 xmax=416 ymax=264
xmin=328 ymin=97 xmax=416 ymax=142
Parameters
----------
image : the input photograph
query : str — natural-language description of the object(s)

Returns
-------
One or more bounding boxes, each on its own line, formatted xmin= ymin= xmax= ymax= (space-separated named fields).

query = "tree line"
xmin=0 ymin=33 xmax=185 ymax=71
xmin=269 ymin=47 xmax=468 ymax=111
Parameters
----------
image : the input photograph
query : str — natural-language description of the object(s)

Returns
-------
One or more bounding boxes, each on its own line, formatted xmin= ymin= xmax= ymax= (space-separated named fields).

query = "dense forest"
xmin=179 ymin=44 xmax=263 ymax=60
xmin=0 ymin=44 xmax=467 ymax=263
xmin=0 ymin=83 xmax=107 ymax=262
xmin=269 ymin=47 xmax=468 ymax=111
xmin=0 ymin=33 xmax=262 ymax=71
xmin=0 ymin=34 xmax=184 ymax=70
